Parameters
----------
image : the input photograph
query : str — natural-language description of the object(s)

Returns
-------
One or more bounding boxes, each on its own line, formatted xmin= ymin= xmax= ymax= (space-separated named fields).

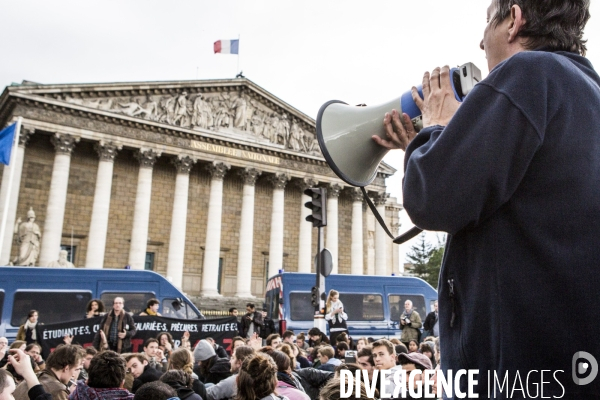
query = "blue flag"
xmin=0 ymin=123 xmax=16 ymax=165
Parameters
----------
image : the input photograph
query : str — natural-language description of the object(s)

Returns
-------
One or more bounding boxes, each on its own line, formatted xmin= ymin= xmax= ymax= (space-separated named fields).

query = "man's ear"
xmin=508 ymin=5 xmax=526 ymax=43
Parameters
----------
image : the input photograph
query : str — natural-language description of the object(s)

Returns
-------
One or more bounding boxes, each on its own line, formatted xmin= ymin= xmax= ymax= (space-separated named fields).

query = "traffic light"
xmin=304 ymin=187 xmax=327 ymax=227
xmin=311 ymin=286 xmax=319 ymax=307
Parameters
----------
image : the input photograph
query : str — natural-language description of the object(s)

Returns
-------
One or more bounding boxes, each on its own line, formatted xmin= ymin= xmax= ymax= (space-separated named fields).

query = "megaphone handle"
xmin=360 ymin=187 xmax=423 ymax=245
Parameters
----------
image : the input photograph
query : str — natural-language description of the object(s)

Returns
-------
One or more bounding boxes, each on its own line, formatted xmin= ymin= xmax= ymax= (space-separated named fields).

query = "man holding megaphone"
xmin=371 ymin=1 xmax=600 ymax=397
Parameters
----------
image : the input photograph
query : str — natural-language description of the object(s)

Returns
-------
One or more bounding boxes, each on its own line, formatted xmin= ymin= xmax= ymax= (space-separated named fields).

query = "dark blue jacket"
xmin=404 ymin=50 xmax=600 ymax=398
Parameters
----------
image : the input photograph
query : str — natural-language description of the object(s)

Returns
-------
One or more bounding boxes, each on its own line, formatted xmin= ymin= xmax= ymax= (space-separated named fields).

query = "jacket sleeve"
xmin=125 ymin=314 xmax=137 ymax=338
xmin=403 ymin=83 xmax=542 ymax=234
xmin=410 ymin=312 xmax=422 ymax=329
xmin=423 ymin=313 xmax=434 ymax=331
xmin=205 ymin=375 xmax=236 ymax=400
xmin=28 ymin=385 xmax=53 ymax=400
xmin=295 ymin=368 xmax=334 ymax=388
xmin=17 ymin=325 xmax=26 ymax=341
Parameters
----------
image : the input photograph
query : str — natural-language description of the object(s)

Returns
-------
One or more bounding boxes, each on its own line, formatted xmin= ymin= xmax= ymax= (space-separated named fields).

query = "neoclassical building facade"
xmin=0 ymin=78 xmax=403 ymax=298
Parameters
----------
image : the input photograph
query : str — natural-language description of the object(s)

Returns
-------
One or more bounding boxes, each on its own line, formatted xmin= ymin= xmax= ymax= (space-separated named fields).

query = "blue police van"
xmin=0 ymin=267 xmax=204 ymax=341
xmin=264 ymin=272 xmax=437 ymax=339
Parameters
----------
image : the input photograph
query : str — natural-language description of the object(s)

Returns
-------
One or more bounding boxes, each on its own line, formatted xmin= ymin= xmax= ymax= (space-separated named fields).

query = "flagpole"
xmin=0 ymin=117 xmax=21 ymax=264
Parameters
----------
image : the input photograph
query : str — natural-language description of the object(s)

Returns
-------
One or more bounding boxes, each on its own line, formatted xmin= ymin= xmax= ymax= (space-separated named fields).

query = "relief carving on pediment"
xmin=63 ymin=90 xmax=321 ymax=156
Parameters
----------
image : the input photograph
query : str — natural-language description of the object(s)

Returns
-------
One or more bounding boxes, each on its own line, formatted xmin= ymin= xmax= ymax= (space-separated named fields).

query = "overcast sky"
xmin=1 ymin=0 xmax=599 ymax=264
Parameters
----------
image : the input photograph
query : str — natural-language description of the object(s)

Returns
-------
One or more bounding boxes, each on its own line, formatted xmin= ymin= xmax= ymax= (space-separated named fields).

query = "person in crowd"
xmin=355 ymin=337 xmax=368 ymax=352
xmin=125 ymin=354 xmax=162 ymax=394
xmin=155 ymin=333 xmax=174 ymax=360
xmin=389 ymin=338 xmax=401 ymax=346
xmin=69 ymin=350 xmax=134 ymax=400
xmin=335 ymin=342 xmax=348 ymax=360
xmin=6 ymin=354 xmax=37 ymax=385
xmin=205 ymin=338 xmax=228 ymax=359
xmin=132 ymin=382 xmax=176 ymax=400
xmin=423 ymin=301 xmax=439 ymax=338
xmin=316 ymin=346 xmax=340 ymax=372
xmin=281 ymin=331 xmax=295 ymax=345
xmin=371 ymin=339 xmax=403 ymax=399
xmin=290 ymin=344 xmax=310 ymax=369
xmin=290 ymin=359 xmax=334 ymax=399
xmin=0 ymin=337 xmax=8 ymax=368
xmin=419 ymin=342 xmax=436 ymax=369
xmin=265 ymin=334 xmax=281 ymax=348
xmin=205 ymin=345 xmax=254 ymax=400
xmin=228 ymin=308 xmax=242 ymax=335
xmin=395 ymin=344 xmax=409 ymax=364
xmin=276 ymin=344 xmax=296 ymax=370
xmin=306 ymin=328 xmax=329 ymax=350
xmin=138 ymin=299 xmax=161 ymax=317
xmin=239 ymin=303 xmax=263 ymax=339
xmin=398 ymin=352 xmax=433 ymax=397
xmin=399 ymin=300 xmax=421 ymax=347
xmin=0 ymin=369 xmax=15 ymax=400
xmin=93 ymin=297 xmax=137 ymax=353
xmin=167 ymin=348 xmax=205 ymax=400
xmin=407 ymin=340 xmax=419 ymax=354
xmin=308 ymin=347 xmax=321 ymax=369
xmin=295 ymin=333 xmax=309 ymax=351
xmin=13 ymin=344 xmax=85 ymax=400
xmin=235 ymin=352 xmax=285 ymax=400
xmin=259 ymin=311 xmax=275 ymax=342
xmin=6 ymin=350 xmax=47 ymax=400
xmin=159 ymin=370 xmax=200 ymax=400
xmin=230 ymin=337 xmax=246 ymax=353
xmin=356 ymin=347 xmax=375 ymax=384
xmin=261 ymin=349 xmax=309 ymax=400
xmin=17 ymin=311 xmax=39 ymax=345
xmin=192 ymin=340 xmax=231 ymax=385
xmin=85 ymin=299 xmax=105 ymax=319
xmin=319 ymin=376 xmax=372 ymax=400
xmin=324 ymin=290 xmax=348 ymax=344
xmin=334 ymin=332 xmax=350 ymax=347
xmin=78 ymin=347 xmax=97 ymax=381
xmin=24 ymin=344 xmax=44 ymax=373
xmin=141 ymin=339 xmax=167 ymax=372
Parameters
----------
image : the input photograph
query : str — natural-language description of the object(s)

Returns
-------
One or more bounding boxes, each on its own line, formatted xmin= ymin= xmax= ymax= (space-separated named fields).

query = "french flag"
xmin=214 ymin=39 xmax=239 ymax=54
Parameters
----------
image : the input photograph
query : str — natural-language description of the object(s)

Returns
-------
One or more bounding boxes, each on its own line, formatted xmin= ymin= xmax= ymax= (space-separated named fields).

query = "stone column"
xmin=349 ymin=188 xmax=364 ymax=275
xmin=201 ymin=161 xmax=230 ymax=296
xmin=0 ymin=127 xmax=34 ymax=265
xmin=326 ymin=183 xmax=342 ymax=274
xmin=235 ymin=168 xmax=261 ymax=297
xmin=268 ymin=173 xmax=289 ymax=279
xmin=392 ymin=222 xmax=401 ymax=275
xmin=128 ymin=149 xmax=161 ymax=270
xmin=296 ymin=178 xmax=316 ymax=273
xmin=85 ymin=142 xmax=121 ymax=269
xmin=166 ymin=155 xmax=196 ymax=288
xmin=39 ymin=134 xmax=80 ymax=267
xmin=374 ymin=192 xmax=390 ymax=276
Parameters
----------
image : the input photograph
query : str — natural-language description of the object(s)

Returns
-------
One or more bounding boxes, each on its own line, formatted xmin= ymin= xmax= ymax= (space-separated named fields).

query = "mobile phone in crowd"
xmin=345 ymin=350 xmax=357 ymax=364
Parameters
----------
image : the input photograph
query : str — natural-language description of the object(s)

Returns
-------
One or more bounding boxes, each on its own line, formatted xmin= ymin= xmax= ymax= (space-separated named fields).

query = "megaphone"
xmin=316 ymin=62 xmax=482 ymax=243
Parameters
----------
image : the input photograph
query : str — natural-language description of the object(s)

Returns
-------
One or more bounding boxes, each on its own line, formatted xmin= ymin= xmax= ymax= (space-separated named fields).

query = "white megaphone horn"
xmin=315 ymin=62 xmax=482 ymax=244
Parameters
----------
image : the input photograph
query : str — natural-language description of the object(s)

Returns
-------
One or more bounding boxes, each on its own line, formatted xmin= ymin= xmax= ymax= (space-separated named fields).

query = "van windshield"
xmin=100 ymin=292 xmax=154 ymax=315
xmin=11 ymin=291 xmax=91 ymax=325
xmin=388 ymin=295 xmax=427 ymax=321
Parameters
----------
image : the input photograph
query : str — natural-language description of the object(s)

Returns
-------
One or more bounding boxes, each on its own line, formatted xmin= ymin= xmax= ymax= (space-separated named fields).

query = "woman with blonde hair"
xmin=236 ymin=352 xmax=288 ymax=400
xmin=325 ymin=289 xmax=348 ymax=344
xmin=168 ymin=347 xmax=206 ymax=400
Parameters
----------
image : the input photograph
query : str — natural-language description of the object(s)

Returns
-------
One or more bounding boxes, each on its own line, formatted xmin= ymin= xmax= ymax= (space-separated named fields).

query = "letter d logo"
xmin=572 ymin=351 xmax=598 ymax=385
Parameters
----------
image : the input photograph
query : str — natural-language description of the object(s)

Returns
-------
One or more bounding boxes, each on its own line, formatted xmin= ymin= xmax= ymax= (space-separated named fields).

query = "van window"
xmin=388 ymin=295 xmax=427 ymax=322
xmin=161 ymin=299 xmax=199 ymax=319
xmin=265 ymin=290 xmax=280 ymax=320
xmin=339 ymin=293 xmax=384 ymax=321
xmin=100 ymin=292 xmax=154 ymax=315
xmin=11 ymin=291 xmax=91 ymax=325
xmin=290 ymin=292 xmax=314 ymax=321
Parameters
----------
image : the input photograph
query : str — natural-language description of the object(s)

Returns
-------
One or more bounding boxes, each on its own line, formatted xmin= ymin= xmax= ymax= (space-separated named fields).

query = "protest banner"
xmin=36 ymin=315 xmax=238 ymax=358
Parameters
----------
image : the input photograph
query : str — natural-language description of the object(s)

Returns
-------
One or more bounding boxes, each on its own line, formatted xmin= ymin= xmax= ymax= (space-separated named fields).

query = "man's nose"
xmin=480 ymin=39 xmax=484 ymax=50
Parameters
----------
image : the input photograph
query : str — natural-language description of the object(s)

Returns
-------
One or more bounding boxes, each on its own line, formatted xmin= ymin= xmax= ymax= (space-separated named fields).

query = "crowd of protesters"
xmin=0 ymin=297 xmax=443 ymax=400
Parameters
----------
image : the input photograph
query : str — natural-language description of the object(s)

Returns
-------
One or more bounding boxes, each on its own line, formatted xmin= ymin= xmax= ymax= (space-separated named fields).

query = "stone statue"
xmin=232 ymin=93 xmax=247 ymax=129
xmin=48 ymin=250 xmax=75 ymax=268
xmin=288 ymin=121 xmax=302 ymax=152
xmin=173 ymin=92 xmax=189 ymax=126
xmin=13 ymin=207 xmax=41 ymax=266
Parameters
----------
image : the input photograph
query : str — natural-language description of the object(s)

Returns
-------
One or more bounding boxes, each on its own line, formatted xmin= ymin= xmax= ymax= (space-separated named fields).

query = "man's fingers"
xmin=421 ymin=72 xmax=431 ymax=99
xmin=402 ymin=113 xmax=417 ymax=140
xmin=430 ymin=67 xmax=441 ymax=91
xmin=372 ymin=135 xmax=397 ymax=150
xmin=411 ymin=87 xmax=424 ymax=112
xmin=439 ymin=65 xmax=452 ymax=92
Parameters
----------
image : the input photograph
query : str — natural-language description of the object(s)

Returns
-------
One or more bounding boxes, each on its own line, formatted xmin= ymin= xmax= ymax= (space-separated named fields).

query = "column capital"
xmin=373 ymin=192 xmax=390 ymax=206
xmin=19 ymin=126 xmax=35 ymax=148
xmin=391 ymin=222 xmax=401 ymax=236
xmin=327 ymin=183 xmax=343 ymax=198
xmin=206 ymin=161 xmax=230 ymax=180
xmin=268 ymin=173 xmax=290 ymax=190
xmin=348 ymin=187 xmax=364 ymax=203
xmin=94 ymin=141 xmax=122 ymax=163
xmin=238 ymin=167 xmax=262 ymax=186
xmin=294 ymin=177 xmax=318 ymax=192
xmin=172 ymin=155 xmax=197 ymax=174
xmin=135 ymin=148 xmax=161 ymax=169
xmin=51 ymin=133 xmax=80 ymax=155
